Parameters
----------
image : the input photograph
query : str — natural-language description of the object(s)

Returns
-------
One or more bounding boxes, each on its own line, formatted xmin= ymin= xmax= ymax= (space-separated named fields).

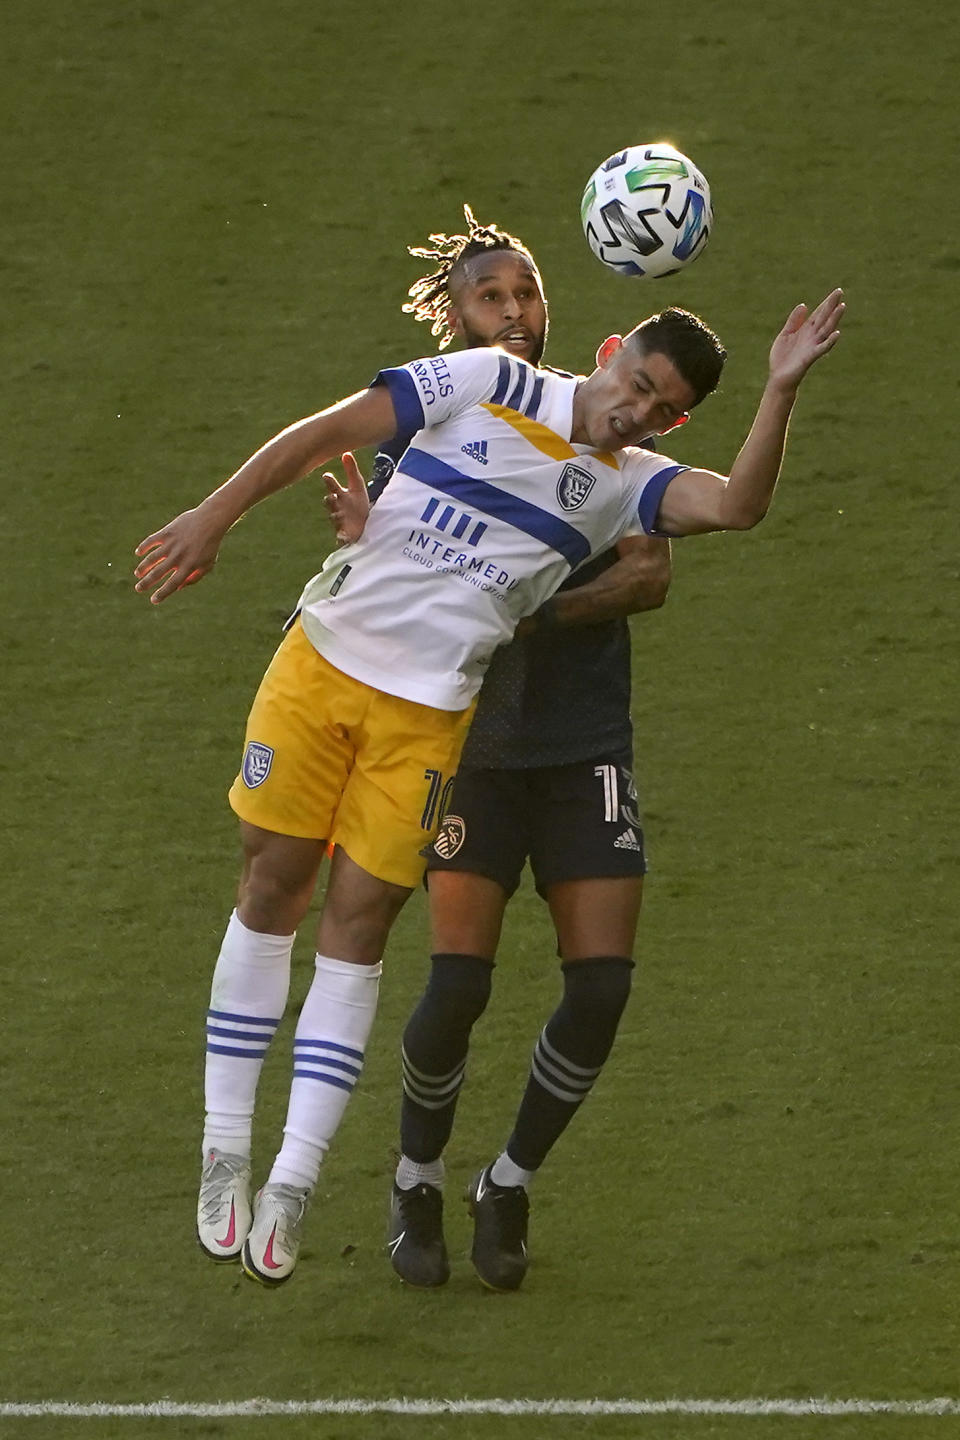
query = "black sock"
xmin=400 ymin=953 xmax=493 ymax=1163
xmin=505 ymin=957 xmax=634 ymax=1174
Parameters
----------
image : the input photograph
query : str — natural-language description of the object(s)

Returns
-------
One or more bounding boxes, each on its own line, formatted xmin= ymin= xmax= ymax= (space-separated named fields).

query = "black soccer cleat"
xmin=387 ymin=1182 xmax=450 ymax=1287
xmin=466 ymin=1166 xmax=530 ymax=1292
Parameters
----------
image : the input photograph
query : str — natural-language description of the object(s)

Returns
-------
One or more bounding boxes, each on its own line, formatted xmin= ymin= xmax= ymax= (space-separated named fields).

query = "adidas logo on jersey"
xmin=461 ymin=439 xmax=488 ymax=465
xmin=613 ymin=828 xmax=641 ymax=851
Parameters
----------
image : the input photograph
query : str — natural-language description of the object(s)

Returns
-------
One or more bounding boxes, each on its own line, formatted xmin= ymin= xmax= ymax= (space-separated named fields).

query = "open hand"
xmin=134 ymin=508 xmax=224 ymax=604
xmin=769 ymin=288 xmax=844 ymax=392
xmin=323 ymin=451 xmax=370 ymax=545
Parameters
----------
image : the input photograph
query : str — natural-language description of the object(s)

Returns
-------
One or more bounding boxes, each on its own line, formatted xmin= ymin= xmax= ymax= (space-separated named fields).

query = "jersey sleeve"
xmin=367 ymin=429 xmax=414 ymax=505
xmin=621 ymin=449 xmax=690 ymax=536
xmin=370 ymin=349 xmax=504 ymax=435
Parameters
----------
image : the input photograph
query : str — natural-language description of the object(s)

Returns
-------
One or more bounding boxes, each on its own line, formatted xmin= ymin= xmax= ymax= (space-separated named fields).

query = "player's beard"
xmin=464 ymin=321 xmax=547 ymax=367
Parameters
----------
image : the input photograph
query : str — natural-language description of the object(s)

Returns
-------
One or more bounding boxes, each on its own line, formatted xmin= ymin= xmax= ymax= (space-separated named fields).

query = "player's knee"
xmin=238 ymin=863 xmax=315 ymax=932
xmin=318 ymin=858 xmax=412 ymax=963
xmin=320 ymin=898 xmax=409 ymax=965
xmin=422 ymin=952 xmax=494 ymax=1031
xmin=560 ymin=956 xmax=634 ymax=1039
xmin=238 ymin=828 xmax=324 ymax=932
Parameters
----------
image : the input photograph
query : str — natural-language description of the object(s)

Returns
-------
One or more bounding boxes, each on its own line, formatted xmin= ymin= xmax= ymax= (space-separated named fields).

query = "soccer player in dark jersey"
xmin=328 ymin=209 xmax=692 ymax=1292
xmin=366 ymin=220 xmax=838 ymax=1291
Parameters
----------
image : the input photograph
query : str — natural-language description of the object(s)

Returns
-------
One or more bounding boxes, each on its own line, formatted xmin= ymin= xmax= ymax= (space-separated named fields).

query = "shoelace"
xmin=490 ymin=1187 xmax=529 ymax=1249
xmin=397 ymin=1185 xmax=442 ymax=1242
xmin=260 ymin=1186 xmax=309 ymax=1246
xmin=199 ymin=1156 xmax=248 ymax=1223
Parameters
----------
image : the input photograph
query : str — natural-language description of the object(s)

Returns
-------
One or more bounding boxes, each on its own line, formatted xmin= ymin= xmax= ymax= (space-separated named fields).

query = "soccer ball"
xmin=580 ymin=143 xmax=713 ymax=278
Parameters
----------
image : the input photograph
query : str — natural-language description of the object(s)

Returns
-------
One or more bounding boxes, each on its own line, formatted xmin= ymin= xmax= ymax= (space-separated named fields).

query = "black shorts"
xmin=424 ymin=749 xmax=647 ymax=897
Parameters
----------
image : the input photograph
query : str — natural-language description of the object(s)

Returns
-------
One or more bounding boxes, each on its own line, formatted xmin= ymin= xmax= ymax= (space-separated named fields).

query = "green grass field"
xmin=3 ymin=0 xmax=958 ymax=1436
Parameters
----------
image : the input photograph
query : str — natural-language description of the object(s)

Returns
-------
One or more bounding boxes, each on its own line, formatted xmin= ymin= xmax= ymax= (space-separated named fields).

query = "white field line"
xmin=1 ymin=1398 xmax=959 ymax=1419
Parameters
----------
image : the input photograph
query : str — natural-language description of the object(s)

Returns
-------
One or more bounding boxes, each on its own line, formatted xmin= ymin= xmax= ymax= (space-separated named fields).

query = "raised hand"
xmin=768 ymin=288 xmax=845 ymax=392
xmin=323 ymin=451 xmax=370 ymax=545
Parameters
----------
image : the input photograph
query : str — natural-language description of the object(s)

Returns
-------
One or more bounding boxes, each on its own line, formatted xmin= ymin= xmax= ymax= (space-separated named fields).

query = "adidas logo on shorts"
xmin=613 ymin=828 xmax=641 ymax=851
xmin=460 ymin=440 xmax=488 ymax=465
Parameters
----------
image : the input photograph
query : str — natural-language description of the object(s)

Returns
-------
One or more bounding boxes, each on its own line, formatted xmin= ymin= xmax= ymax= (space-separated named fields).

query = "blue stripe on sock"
xmin=294 ymin=1038 xmax=365 ymax=1061
xmin=292 ymin=1070 xmax=356 ymax=1092
xmin=207 ymin=1024 xmax=276 ymax=1043
xmin=206 ymin=1043 xmax=269 ymax=1059
xmin=294 ymin=1054 xmax=362 ymax=1077
xmin=206 ymin=1008 xmax=279 ymax=1028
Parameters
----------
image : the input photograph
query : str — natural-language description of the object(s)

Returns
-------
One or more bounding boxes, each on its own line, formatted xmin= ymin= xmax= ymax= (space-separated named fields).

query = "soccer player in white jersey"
xmin=134 ymin=282 xmax=844 ymax=1285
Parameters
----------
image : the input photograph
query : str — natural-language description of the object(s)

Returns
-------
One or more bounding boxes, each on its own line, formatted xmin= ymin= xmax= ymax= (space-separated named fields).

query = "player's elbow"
xmin=628 ymin=546 xmax=672 ymax=610
xmin=723 ymin=499 xmax=770 ymax=531
xmin=622 ymin=569 xmax=669 ymax=614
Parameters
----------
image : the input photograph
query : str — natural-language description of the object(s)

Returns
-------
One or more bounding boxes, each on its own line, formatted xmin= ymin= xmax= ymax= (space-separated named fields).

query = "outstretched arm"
xmin=134 ymin=386 xmax=397 ymax=604
xmin=656 ymin=288 xmax=845 ymax=536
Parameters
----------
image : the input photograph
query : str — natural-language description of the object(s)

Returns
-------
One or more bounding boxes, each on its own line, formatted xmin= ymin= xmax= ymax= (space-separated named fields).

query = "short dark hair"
xmin=627 ymin=308 xmax=726 ymax=406
xmin=403 ymin=204 xmax=536 ymax=350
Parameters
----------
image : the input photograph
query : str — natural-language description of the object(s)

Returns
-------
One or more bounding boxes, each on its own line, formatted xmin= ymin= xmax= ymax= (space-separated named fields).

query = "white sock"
xmin=395 ymin=1155 xmax=446 ymax=1191
xmin=202 ymin=909 xmax=294 ymax=1159
xmin=269 ymin=954 xmax=381 ymax=1189
xmin=490 ymin=1151 xmax=534 ymax=1189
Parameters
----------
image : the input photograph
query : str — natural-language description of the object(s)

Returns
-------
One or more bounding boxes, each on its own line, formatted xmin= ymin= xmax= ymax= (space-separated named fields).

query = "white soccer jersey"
xmin=298 ymin=349 xmax=688 ymax=710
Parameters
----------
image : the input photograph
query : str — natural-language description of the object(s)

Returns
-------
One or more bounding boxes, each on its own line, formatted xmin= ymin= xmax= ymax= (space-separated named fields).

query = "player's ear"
xmin=447 ymin=305 xmax=465 ymax=339
xmin=596 ymin=335 xmax=623 ymax=368
xmin=659 ymin=412 xmax=690 ymax=434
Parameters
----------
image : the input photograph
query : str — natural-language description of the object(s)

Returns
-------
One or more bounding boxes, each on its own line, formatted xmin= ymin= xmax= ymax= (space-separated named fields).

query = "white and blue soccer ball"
xmin=580 ymin=142 xmax=713 ymax=278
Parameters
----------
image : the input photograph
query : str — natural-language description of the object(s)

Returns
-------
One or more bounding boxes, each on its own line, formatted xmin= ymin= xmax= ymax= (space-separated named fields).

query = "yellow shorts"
xmin=228 ymin=619 xmax=474 ymax=888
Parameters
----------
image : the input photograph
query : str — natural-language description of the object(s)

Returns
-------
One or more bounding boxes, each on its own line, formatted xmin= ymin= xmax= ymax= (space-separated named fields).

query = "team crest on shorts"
xmin=556 ymin=462 xmax=596 ymax=512
xmin=241 ymin=741 xmax=274 ymax=789
xmin=433 ymin=814 xmax=466 ymax=859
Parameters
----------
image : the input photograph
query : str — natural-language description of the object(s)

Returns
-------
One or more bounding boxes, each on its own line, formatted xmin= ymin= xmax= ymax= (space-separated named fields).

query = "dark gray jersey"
xmin=458 ymin=550 xmax=631 ymax=768
xmin=371 ymin=426 xmax=634 ymax=768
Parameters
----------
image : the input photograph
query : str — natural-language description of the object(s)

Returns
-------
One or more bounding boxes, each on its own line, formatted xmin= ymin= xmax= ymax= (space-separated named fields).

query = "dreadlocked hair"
xmin=402 ymin=203 xmax=534 ymax=349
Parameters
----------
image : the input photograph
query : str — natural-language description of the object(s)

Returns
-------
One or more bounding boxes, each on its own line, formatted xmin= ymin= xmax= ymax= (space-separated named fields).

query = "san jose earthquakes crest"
xmin=241 ymin=741 xmax=274 ymax=788
xmin=556 ymin=462 xmax=596 ymax=512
